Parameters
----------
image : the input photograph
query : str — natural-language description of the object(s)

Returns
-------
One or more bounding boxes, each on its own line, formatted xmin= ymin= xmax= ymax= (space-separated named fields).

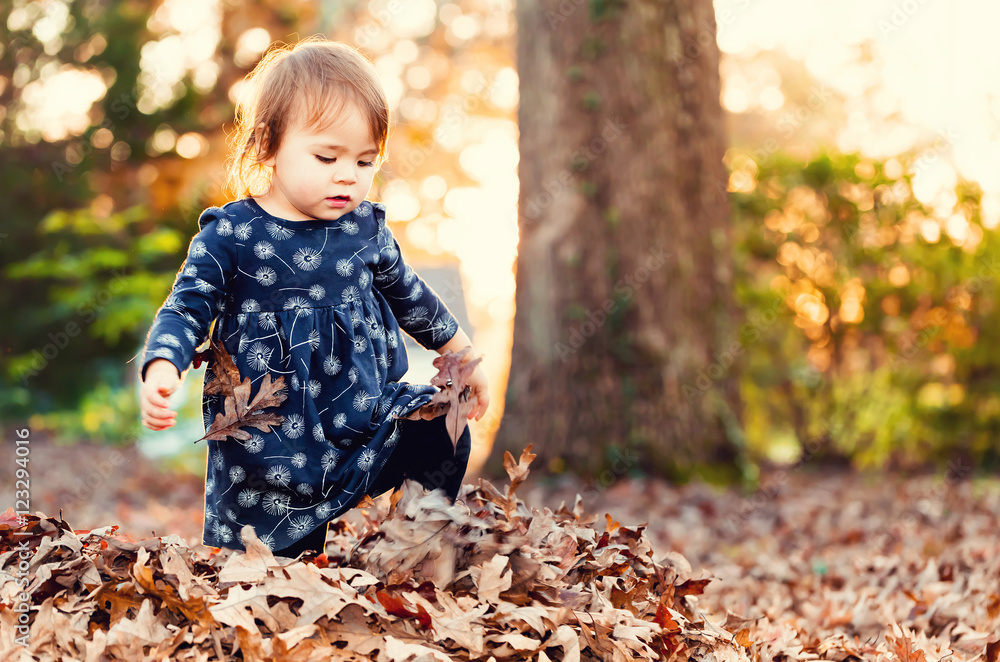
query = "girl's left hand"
xmin=465 ymin=363 xmax=490 ymax=421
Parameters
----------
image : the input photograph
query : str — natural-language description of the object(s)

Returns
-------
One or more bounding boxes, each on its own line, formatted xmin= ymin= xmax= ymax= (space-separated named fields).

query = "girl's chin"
xmin=287 ymin=201 xmax=352 ymax=220
xmin=315 ymin=207 xmax=354 ymax=220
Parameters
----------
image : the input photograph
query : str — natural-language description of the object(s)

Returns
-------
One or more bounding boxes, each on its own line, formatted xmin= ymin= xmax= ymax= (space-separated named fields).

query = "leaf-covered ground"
xmin=2 ymin=436 xmax=999 ymax=660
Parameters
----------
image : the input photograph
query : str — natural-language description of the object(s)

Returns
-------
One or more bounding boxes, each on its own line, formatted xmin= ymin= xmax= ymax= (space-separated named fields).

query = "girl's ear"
xmin=254 ymin=122 xmax=276 ymax=167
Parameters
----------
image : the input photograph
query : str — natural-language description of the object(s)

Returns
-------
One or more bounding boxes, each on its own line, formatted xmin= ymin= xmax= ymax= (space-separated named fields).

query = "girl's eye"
xmin=315 ymin=155 xmax=335 ymax=163
xmin=358 ymin=161 xmax=374 ymax=168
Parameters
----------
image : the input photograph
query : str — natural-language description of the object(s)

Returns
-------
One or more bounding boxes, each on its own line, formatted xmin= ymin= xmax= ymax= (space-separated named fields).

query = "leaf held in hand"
xmin=396 ymin=345 xmax=483 ymax=451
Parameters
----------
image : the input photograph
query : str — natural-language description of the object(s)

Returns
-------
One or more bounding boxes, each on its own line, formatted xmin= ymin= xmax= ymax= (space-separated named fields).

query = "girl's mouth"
xmin=326 ymin=195 xmax=350 ymax=208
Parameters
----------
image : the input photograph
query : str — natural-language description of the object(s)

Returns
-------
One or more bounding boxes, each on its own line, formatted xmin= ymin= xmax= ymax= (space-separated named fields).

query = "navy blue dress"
xmin=140 ymin=197 xmax=460 ymax=551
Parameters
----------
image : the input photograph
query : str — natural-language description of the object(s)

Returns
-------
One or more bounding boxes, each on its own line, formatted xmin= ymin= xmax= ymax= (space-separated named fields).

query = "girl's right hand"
xmin=140 ymin=359 xmax=181 ymax=430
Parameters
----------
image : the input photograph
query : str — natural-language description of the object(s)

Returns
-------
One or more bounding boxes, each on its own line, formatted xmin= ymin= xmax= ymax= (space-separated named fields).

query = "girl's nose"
xmin=334 ymin=166 xmax=357 ymax=184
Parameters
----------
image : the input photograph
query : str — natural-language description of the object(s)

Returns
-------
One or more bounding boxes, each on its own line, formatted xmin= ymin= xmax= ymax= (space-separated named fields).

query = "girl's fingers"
xmin=142 ymin=415 xmax=174 ymax=430
xmin=468 ymin=393 xmax=488 ymax=420
xmin=140 ymin=380 xmax=177 ymax=430
xmin=145 ymin=411 xmax=176 ymax=426
xmin=150 ymin=389 xmax=173 ymax=408
xmin=148 ymin=412 xmax=175 ymax=427
xmin=142 ymin=397 xmax=176 ymax=422
xmin=145 ymin=399 xmax=174 ymax=416
xmin=144 ymin=383 xmax=175 ymax=409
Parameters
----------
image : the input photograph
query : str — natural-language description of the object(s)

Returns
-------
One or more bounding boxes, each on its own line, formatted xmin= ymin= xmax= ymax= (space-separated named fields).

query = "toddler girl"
xmin=137 ymin=36 xmax=490 ymax=557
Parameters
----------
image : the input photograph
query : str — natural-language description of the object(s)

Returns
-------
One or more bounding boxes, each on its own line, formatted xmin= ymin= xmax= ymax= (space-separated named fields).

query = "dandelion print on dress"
xmin=139 ymin=198 xmax=461 ymax=552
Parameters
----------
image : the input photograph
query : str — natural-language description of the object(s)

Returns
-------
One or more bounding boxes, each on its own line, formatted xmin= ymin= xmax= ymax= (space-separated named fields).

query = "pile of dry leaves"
xmin=520 ymin=467 xmax=1000 ymax=662
xmin=0 ymin=446 xmax=747 ymax=661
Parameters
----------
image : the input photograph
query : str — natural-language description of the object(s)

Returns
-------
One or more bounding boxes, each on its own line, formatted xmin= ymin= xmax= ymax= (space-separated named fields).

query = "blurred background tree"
xmin=492 ymin=0 xmax=743 ymax=482
xmin=3 ymin=0 xmax=1000 ymax=480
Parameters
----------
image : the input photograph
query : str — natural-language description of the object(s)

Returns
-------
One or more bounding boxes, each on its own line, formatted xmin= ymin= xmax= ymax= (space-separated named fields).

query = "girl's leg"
xmin=274 ymin=521 xmax=329 ymax=558
xmin=416 ymin=417 xmax=471 ymax=502
xmin=367 ymin=416 xmax=472 ymax=503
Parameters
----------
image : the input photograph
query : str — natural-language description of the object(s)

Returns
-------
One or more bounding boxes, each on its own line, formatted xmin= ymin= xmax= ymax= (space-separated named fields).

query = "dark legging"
xmin=275 ymin=415 xmax=472 ymax=558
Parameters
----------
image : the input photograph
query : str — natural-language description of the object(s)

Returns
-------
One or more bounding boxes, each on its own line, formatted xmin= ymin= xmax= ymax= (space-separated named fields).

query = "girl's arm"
xmin=435 ymin=326 xmax=473 ymax=355
xmin=139 ymin=208 xmax=237 ymax=383
xmin=370 ymin=204 xmax=490 ymax=420
xmin=371 ymin=204 xmax=461 ymax=352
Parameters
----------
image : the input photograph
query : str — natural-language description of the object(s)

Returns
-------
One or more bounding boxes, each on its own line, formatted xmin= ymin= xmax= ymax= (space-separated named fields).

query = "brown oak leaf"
xmin=195 ymin=337 xmax=287 ymax=443
xmin=986 ymin=639 xmax=1000 ymax=662
xmin=503 ymin=444 xmax=537 ymax=502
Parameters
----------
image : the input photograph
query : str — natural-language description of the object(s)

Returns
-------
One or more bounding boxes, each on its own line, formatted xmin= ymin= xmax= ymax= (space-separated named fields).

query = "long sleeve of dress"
xmin=371 ymin=204 xmax=459 ymax=351
xmin=140 ymin=207 xmax=237 ymax=382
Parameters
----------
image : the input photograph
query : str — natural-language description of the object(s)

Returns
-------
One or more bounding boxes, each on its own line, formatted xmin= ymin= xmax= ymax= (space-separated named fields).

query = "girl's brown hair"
xmin=225 ymin=36 xmax=390 ymax=199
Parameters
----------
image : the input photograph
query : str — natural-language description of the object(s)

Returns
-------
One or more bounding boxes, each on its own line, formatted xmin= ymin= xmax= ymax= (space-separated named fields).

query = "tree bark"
xmin=489 ymin=0 xmax=743 ymax=482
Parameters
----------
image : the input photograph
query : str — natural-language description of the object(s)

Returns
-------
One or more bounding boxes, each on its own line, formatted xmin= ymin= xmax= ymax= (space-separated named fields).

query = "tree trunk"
xmin=489 ymin=0 xmax=743 ymax=483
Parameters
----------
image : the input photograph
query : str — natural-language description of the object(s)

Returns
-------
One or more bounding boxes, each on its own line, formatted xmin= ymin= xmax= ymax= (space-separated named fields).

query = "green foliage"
xmin=731 ymin=149 xmax=1000 ymax=469
xmin=8 ymin=204 xmax=181 ymax=341
xmin=29 ymin=377 xmax=143 ymax=446
xmin=603 ymin=207 xmax=620 ymax=229
xmin=0 ymin=0 xmax=220 ymax=426
xmin=579 ymin=36 xmax=606 ymax=60
xmin=581 ymin=90 xmax=602 ymax=111
xmin=588 ymin=0 xmax=627 ymax=22
xmin=4 ymin=203 xmax=191 ymax=416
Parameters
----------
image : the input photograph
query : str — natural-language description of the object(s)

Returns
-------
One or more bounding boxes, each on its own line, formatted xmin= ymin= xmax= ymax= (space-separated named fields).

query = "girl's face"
xmin=255 ymin=100 xmax=379 ymax=221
